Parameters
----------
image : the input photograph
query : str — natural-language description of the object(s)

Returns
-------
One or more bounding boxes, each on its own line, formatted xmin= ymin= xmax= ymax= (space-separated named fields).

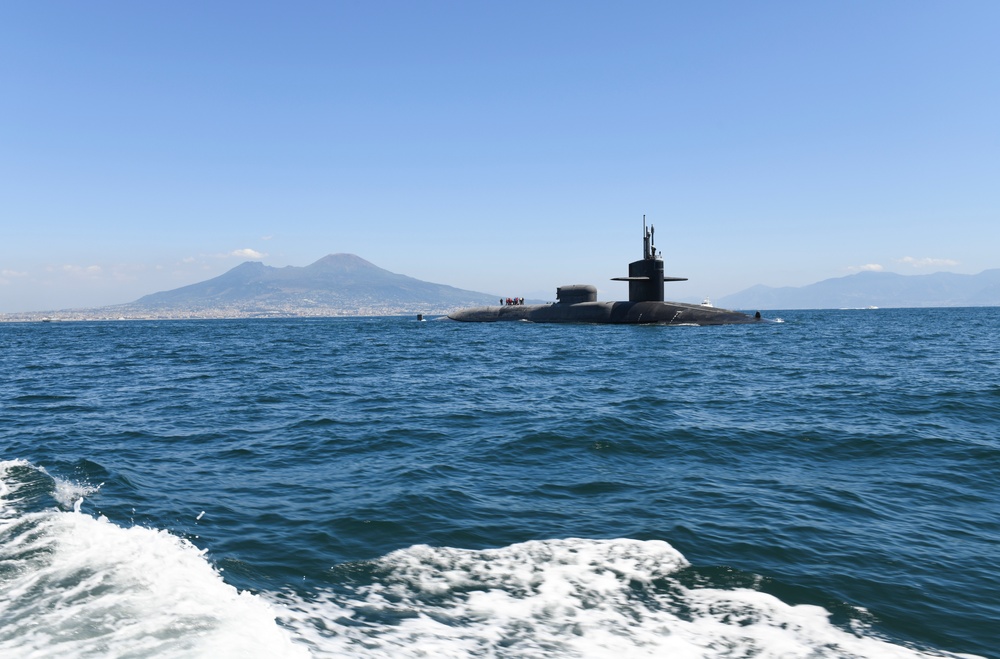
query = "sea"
xmin=1 ymin=308 xmax=997 ymax=659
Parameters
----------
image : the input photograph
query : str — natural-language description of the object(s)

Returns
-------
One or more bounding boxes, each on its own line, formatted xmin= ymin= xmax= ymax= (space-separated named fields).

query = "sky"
xmin=2 ymin=1 xmax=998 ymax=312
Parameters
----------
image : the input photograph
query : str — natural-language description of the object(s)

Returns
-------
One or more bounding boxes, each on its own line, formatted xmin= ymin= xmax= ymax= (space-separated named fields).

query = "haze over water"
xmin=2 ymin=308 xmax=998 ymax=658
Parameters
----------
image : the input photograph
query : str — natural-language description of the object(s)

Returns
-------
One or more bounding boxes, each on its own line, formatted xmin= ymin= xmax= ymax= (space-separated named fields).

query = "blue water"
xmin=2 ymin=309 xmax=998 ymax=658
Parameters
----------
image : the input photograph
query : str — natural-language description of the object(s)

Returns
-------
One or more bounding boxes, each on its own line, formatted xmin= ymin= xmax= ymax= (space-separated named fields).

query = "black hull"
xmin=448 ymin=301 xmax=762 ymax=325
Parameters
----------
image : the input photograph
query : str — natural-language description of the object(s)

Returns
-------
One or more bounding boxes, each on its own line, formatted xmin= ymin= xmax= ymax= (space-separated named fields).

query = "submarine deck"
xmin=448 ymin=300 xmax=762 ymax=325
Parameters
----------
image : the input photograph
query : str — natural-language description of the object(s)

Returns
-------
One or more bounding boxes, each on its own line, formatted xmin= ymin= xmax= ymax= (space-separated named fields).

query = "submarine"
xmin=448 ymin=219 xmax=764 ymax=325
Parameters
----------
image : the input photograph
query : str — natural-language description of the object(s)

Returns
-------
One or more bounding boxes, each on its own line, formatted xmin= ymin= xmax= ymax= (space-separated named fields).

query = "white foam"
xmin=0 ymin=459 xmax=96 ymax=513
xmin=2 ymin=463 xmax=978 ymax=658
xmin=0 ymin=462 xmax=307 ymax=658
xmin=272 ymin=538 xmax=977 ymax=659
xmin=53 ymin=476 xmax=100 ymax=512
xmin=0 ymin=459 xmax=31 ymax=506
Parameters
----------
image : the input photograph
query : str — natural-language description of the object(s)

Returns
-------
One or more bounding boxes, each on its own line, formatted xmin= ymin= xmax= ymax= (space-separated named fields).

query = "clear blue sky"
xmin=2 ymin=1 xmax=998 ymax=312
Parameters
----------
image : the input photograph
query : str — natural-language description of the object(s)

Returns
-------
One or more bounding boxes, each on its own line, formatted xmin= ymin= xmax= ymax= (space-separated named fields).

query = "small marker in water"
xmin=196 ymin=511 xmax=205 ymax=521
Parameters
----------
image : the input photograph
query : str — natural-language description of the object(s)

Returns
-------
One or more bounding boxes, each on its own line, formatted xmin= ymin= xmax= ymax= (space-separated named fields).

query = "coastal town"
xmin=0 ymin=302 xmax=464 ymax=322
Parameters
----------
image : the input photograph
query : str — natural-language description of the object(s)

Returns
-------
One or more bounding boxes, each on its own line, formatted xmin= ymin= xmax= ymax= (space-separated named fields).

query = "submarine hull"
xmin=447 ymin=219 xmax=768 ymax=325
xmin=448 ymin=301 xmax=762 ymax=325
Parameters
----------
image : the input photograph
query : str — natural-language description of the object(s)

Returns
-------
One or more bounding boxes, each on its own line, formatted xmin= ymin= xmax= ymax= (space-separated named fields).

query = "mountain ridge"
xmin=5 ymin=258 xmax=999 ymax=321
xmin=127 ymin=253 xmax=498 ymax=315
xmin=718 ymin=268 xmax=1000 ymax=310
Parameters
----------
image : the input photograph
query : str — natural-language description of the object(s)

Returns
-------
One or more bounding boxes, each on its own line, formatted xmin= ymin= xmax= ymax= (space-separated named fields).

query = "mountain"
xmin=124 ymin=254 xmax=498 ymax=316
xmin=718 ymin=269 xmax=1000 ymax=310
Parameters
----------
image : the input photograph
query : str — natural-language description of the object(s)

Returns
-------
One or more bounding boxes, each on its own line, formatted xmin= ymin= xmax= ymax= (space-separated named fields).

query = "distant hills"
xmin=119 ymin=253 xmax=498 ymax=317
xmin=132 ymin=258 xmax=1000 ymax=317
xmin=718 ymin=269 xmax=1000 ymax=310
xmin=4 ymin=255 xmax=998 ymax=321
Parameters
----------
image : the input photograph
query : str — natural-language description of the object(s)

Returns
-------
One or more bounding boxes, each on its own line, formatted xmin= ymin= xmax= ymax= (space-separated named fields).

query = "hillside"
xmin=123 ymin=253 xmax=498 ymax=316
xmin=718 ymin=269 xmax=1000 ymax=310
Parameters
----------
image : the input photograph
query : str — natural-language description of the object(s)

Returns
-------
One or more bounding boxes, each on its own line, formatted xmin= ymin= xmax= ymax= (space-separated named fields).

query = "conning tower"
xmin=611 ymin=216 xmax=687 ymax=302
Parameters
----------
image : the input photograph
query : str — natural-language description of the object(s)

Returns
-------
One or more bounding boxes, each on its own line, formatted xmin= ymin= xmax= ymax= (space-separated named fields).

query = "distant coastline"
xmin=0 ymin=304 xmax=457 ymax=323
xmin=3 ymin=257 xmax=999 ymax=320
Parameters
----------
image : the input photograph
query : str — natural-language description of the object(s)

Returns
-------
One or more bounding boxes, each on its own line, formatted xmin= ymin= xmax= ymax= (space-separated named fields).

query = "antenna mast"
xmin=642 ymin=214 xmax=657 ymax=260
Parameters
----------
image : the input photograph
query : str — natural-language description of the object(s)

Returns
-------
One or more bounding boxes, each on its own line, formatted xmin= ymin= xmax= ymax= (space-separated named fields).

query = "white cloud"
xmin=230 ymin=248 xmax=265 ymax=259
xmin=0 ymin=269 xmax=28 ymax=286
xmin=897 ymin=256 xmax=959 ymax=268
xmin=847 ymin=263 xmax=884 ymax=272
xmin=61 ymin=264 xmax=103 ymax=277
xmin=108 ymin=263 xmax=147 ymax=282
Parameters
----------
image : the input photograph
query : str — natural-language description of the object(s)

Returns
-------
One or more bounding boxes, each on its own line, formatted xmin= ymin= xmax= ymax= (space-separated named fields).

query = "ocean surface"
xmin=1 ymin=308 xmax=998 ymax=658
